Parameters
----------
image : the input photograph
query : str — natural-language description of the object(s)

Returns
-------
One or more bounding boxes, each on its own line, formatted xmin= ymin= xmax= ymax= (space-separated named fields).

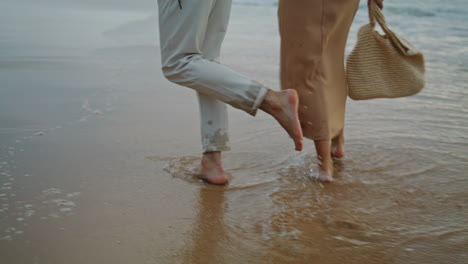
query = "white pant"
xmin=157 ymin=0 xmax=268 ymax=152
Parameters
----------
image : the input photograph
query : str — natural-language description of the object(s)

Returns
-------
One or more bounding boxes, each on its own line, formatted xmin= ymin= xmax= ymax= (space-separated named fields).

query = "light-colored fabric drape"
xmin=278 ymin=0 xmax=359 ymax=140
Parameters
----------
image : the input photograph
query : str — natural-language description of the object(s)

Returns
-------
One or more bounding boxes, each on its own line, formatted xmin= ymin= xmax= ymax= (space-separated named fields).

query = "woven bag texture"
xmin=346 ymin=1 xmax=425 ymax=100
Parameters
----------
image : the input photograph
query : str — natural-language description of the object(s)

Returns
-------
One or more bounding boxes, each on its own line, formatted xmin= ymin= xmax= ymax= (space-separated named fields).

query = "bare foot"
xmin=197 ymin=152 xmax=229 ymax=185
xmin=318 ymin=160 xmax=334 ymax=183
xmin=260 ymin=89 xmax=303 ymax=151
xmin=331 ymin=132 xmax=345 ymax=158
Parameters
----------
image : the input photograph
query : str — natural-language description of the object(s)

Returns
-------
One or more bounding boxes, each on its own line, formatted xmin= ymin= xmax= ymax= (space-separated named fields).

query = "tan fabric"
xmin=278 ymin=0 xmax=359 ymax=141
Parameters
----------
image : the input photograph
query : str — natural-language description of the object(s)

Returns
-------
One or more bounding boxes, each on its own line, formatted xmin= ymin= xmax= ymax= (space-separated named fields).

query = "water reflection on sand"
xmin=0 ymin=1 xmax=467 ymax=263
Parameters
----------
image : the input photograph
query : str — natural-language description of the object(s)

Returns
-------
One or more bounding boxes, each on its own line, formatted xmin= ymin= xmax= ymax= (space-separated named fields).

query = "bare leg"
xmin=260 ymin=89 xmax=303 ymax=151
xmin=198 ymin=151 xmax=228 ymax=185
xmin=314 ymin=140 xmax=334 ymax=182
xmin=331 ymin=129 xmax=345 ymax=158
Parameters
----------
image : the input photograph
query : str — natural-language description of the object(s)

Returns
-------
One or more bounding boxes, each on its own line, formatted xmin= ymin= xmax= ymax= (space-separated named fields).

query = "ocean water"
xmin=0 ymin=0 xmax=467 ymax=263
xmin=170 ymin=2 xmax=468 ymax=263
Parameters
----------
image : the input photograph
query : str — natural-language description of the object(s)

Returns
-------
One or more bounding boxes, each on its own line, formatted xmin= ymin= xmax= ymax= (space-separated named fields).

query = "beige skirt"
xmin=278 ymin=0 xmax=360 ymax=141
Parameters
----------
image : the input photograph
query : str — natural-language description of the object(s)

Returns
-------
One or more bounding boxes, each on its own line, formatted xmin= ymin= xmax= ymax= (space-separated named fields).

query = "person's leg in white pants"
xmin=197 ymin=0 xmax=232 ymax=153
xmin=157 ymin=0 xmax=304 ymax=184
xmin=158 ymin=0 xmax=268 ymax=115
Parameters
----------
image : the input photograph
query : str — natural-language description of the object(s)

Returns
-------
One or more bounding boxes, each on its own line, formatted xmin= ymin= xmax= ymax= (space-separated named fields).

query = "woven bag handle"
xmin=368 ymin=0 xmax=409 ymax=54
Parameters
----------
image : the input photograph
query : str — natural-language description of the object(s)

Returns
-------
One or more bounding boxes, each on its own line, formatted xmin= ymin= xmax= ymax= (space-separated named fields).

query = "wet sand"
xmin=1 ymin=2 xmax=468 ymax=264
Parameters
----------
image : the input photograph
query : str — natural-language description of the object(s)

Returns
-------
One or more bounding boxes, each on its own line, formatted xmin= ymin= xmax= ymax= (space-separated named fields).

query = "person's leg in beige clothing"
xmin=278 ymin=0 xmax=359 ymax=182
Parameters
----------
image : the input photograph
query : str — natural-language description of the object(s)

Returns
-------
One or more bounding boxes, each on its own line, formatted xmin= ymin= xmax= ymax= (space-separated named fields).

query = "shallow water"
xmin=164 ymin=1 xmax=468 ymax=262
xmin=0 ymin=1 xmax=467 ymax=263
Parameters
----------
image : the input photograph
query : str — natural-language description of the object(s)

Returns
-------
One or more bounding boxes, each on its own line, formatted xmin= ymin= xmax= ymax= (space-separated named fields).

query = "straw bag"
xmin=346 ymin=0 xmax=425 ymax=100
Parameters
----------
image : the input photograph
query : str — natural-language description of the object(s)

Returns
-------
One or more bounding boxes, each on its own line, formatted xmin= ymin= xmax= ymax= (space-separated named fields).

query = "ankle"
xmin=318 ymin=156 xmax=333 ymax=168
xmin=332 ymin=131 xmax=344 ymax=144
xmin=202 ymin=151 xmax=223 ymax=168
xmin=260 ymin=90 xmax=281 ymax=113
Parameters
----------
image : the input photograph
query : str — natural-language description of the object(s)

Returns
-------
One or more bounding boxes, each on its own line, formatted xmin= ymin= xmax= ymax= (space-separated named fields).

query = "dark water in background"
xmin=0 ymin=0 xmax=467 ymax=263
